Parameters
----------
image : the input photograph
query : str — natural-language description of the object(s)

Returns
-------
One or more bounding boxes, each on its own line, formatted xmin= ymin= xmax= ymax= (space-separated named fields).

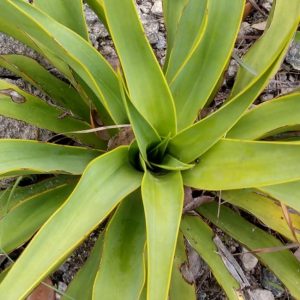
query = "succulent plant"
xmin=0 ymin=0 xmax=300 ymax=299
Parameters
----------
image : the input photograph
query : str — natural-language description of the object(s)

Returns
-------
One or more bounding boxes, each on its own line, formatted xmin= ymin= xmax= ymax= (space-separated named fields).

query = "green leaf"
xmin=0 ymin=176 xmax=74 ymax=218
xmin=0 ymin=55 xmax=90 ymax=121
xmin=33 ymin=0 xmax=89 ymax=41
xmin=169 ymin=0 xmax=245 ymax=130
xmin=120 ymin=78 xmax=161 ymax=163
xmin=169 ymin=65 xmax=273 ymax=163
xmin=170 ymin=232 xmax=196 ymax=300
xmin=0 ymin=181 xmax=76 ymax=253
xmin=0 ymin=147 xmax=142 ymax=299
xmin=222 ymin=189 xmax=300 ymax=241
xmin=85 ymin=0 xmax=107 ymax=27
xmin=169 ymin=48 xmax=288 ymax=164
xmin=295 ymin=31 xmax=300 ymax=43
xmin=183 ymin=139 xmax=300 ymax=190
xmin=152 ymin=154 xmax=194 ymax=171
xmin=198 ymin=202 xmax=300 ymax=299
xmin=0 ymin=80 xmax=105 ymax=149
xmin=141 ymin=171 xmax=184 ymax=300
xmin=93 ymin=191 xmax=146 ymax=300
xmin=162 ymin=0 xmax=189 ymax=69
xmin=165 ymin=0 xmax=208 ymax=82
xmin=259 ymin=181 xmax=300 ymax=213
xmin=62 ymin=233 xmax=104 ymax=300
xmin=0 ymin=139 xmax=100 ymax=178
xmin=0 ymin=0 xmax=127 ymax=124
xmin=227 ymin=92 xmax=300 ymax=140
xmin=0 ymin=15 xmax=77 ymax=83
xmin=0 ymin=268 xmax=10 ymax=284
xmin=102 ymin=0 xmax=177 ymax=137
xmin=231 ymin=0 xmax=300 ymax=97
xmin=148 ymin=136 xmax=171 ymax=164
xmin=181 ymin=216 xmax=244 ymax=300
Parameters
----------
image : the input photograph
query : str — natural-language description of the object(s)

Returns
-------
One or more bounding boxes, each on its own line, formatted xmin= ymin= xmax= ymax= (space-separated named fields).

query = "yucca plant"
xmin=0 ymin=0 xmax=300 ymax=299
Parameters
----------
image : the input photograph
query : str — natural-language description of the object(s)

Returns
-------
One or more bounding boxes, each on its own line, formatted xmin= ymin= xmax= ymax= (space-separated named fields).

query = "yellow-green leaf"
xmin=222 ymin=189 xmax=300 ymax=241
xmin=0 ymin=140 xmax=100 ymax=178
xmin=181 ymin=216 xmax=244 ymax=300
xmin=33 ymin=0 xmax=89 ymax=41
xmin=231 ymin=0 xmax=300 ymax=97
xmin=170 ymin=232 xmax=196 ymax=300
xmin=165 ymin=0 xmax=208 ymax=82
xmin=93 ymin=191 xmax=146 ymax=300
xmin=227 ymin=92 xmax=300 ymax=140
xmin=163 ymin=0 xmax=189 ymax=69
xmin=62 ymin=233 xmax=104 ymax=300
xmin=183 ymin=139 xmax=300 ymax=190
xmin=0 ymin=147 xmax=142 ymax=299
xmin=102 ymin=0 xmax=177 ymax=137
xmin=0 ymin=55 xmax=90 ymax=121
xmin=0 ymin=80 xmax=104 ymax=149
xmin=0 ymin=181 xmax=76 ymax=253
xmin=198 ymin=203 xmax=300 ymax=299
xmin=170 ymin=0 xmax=244 ymax=129
xmin=259 ymin=181 xmax=300 ymax=213
xmin=0 ymin=0 xmax=127 ymax=124
xmin=141 ymin=171 xmax=183 ymax=300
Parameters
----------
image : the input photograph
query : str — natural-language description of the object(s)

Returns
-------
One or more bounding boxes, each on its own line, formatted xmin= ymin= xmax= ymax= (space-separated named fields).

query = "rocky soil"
xmin=0 ymin=0 xmax=299 ymax=299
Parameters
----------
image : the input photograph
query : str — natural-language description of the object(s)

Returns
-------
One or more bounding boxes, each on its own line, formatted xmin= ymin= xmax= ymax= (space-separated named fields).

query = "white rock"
xmin=251 ymin=289 xmax=275 ymax=300
xmin=241 ymin=248 xmax=258 ymax=271
xmin=151 ymin=0 xmax=163 ymax=16
xmin=140 ymin=2 xmax=152 ymax=14
xmin=58 ymin=281 xmax=68 ymax=293
xmin=262 ymin=0 xmax=273 ymax=12
xmin=227 ymin=59 xmax=238 ymax=78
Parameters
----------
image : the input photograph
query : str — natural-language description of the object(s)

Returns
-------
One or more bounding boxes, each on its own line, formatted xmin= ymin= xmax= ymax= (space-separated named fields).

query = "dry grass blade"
xmin=69 ymin=124 xmax=131 ymax=134
xmin=280 ymin=202 xmax=299 ymax=242
xmin=234 ymin=243 xmax=300 ymax=256
xmin=213 ymin=235 xmax=250 ymax=290
xmin=183 ymin=187 xmax=214 ymax=213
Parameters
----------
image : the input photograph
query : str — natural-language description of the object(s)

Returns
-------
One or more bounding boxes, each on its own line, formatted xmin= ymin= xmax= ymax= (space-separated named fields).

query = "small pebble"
xmin=241 ymin=247 xmax=258 ymax=271
xmin=251 ymin=289 xmax=275 ymax=300
xmin=151 ymin=0 xmax=163 ymax=16
xmin=261 ymin=0 xmax=273 ymax=12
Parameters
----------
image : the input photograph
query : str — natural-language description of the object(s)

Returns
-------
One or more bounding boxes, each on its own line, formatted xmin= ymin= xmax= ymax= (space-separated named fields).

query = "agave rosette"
xmin=0 ymin=0 xmax=300 ymax=299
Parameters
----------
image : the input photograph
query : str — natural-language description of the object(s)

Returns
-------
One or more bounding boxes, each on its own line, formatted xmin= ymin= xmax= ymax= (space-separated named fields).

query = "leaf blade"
xmin=165 ymin=0 xmax=208 ymax=82
xmin=0 ymin=55 xmax=90 ymax=121
xmin=198 ymin=202 xmax=300 ymax=299
xmin=0 ymin=181 xmax=76 ymax=253
xmin=170 ymin=0 xmax=245 ymax=129
xmin=0 ymin=0 xmax=127 ymax=124
xmin=181 ymin=216 xmax=244 ymax=300
xmin=0 ymin=80 xmax=104 ymax=149
xmin=93 ymin=191 xmax=146 ymax=300
xmin=227 ymin=92 xmax=300 ymax=140
xmin=141 ymin=171 xmax=184 ymax=300
xmin=0 ymin=147 xmax=142 ymax=299
xmin=0 ymin=140 xmax=100 ymax=177
xmin=62 ymin=233 xmax=104 ymax=300
xmin=33 ymin=0 xmax=89 ymax=41
xmin=222 ymin=189 xmax=300 ymax=241
xmin=183 ymin=139 xmax=300 ymax=190
xmin=169 ymin=233 xmax=196 ymax=300
xmin=102 ymin=0 xmax=177 ymax=136
xmin=231 ymin=0 xmax=300 ymax=96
